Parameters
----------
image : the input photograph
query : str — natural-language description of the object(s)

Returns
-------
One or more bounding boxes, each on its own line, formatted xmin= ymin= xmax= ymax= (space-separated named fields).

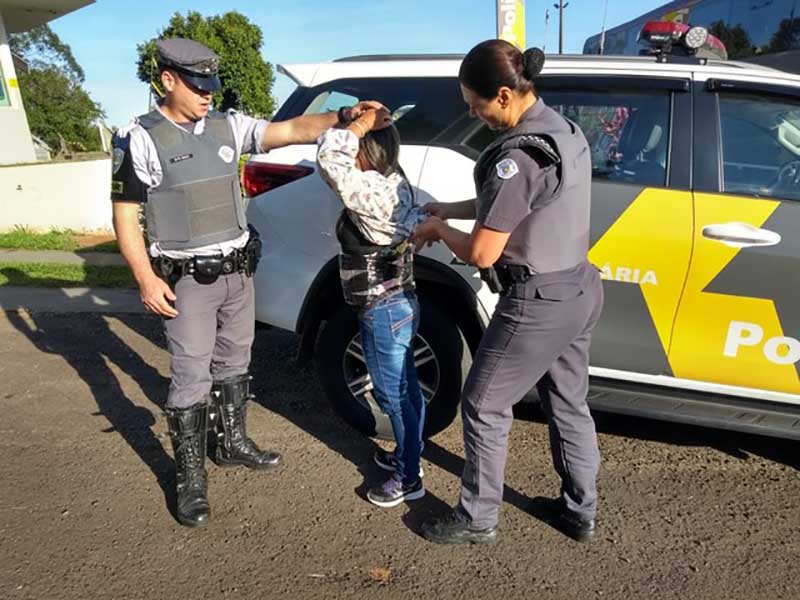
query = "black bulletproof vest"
xmin=139 ymin=110 xmax=246 ymax=251
xmin=335 ymin=210 xmax=415 ymax=308
xmin=474 ymin=101 xmax=592 ymax=274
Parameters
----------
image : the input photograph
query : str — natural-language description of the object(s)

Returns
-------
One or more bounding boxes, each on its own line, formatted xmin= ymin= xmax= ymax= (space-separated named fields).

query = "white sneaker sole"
xmin=374 ymin=454 xmax=425 ymax=478
xmin=367 ymin=487 xmax=426 ymax=508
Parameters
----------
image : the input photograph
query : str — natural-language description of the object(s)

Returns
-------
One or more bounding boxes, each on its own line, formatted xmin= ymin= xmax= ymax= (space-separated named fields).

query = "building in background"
xmin=583 ymin=0 xmax=800 ymax=74
xmin=0 ymin=0 xmax=95 ymax=165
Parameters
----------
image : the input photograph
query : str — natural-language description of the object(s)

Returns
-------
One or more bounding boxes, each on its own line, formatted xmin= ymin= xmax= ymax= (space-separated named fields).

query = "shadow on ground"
xmin=2 ymin=267 xmax=176 ymax=518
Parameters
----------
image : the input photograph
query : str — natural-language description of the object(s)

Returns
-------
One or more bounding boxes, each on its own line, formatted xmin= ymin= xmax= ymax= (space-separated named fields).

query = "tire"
xmin=316 ymin=294 xmax=468 ymax=440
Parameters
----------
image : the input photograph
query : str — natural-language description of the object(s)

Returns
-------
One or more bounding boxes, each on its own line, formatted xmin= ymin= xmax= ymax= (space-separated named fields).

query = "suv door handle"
xmin=702 ymin=222 xmax=782 ymax=248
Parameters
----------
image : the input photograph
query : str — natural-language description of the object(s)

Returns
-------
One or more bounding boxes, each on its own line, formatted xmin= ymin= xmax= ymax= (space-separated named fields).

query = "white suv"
xmin=245 ymin=51 xmax=800 ymax=441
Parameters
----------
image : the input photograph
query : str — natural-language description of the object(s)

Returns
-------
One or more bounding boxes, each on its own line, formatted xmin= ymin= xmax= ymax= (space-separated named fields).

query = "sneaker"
xmin=373 ymin=448 xmax=424 ymax=478
xmin=366 ymin=476 xmax=425 ymax=508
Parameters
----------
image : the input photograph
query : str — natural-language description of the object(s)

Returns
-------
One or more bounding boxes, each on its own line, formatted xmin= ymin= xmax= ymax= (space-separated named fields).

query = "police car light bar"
xmin=638 ymin=21 xmax=728 ymax=61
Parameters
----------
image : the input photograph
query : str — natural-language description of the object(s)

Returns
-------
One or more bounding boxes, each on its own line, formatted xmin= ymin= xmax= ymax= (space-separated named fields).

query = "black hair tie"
xmin=522 ymin=47 xmax=545 ymax=80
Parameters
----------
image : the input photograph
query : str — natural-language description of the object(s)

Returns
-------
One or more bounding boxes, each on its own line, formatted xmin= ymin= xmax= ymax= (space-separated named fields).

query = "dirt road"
xmin=0 ymin=311 xmax=797 ymax=599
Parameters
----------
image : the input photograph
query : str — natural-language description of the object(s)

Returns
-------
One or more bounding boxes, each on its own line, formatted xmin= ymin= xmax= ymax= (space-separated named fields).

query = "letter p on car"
xmin=724 ymin=320 xmax=800 ymax=365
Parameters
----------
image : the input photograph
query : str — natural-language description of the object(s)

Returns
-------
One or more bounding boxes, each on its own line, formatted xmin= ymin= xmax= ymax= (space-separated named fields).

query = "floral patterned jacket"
xmin=316 ymin=128 xmax=425 ymax=246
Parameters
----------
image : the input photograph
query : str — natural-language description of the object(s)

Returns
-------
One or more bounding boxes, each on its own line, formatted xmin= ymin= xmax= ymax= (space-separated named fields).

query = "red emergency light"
xmin=638 ymin=21 xmax=728 ymax=61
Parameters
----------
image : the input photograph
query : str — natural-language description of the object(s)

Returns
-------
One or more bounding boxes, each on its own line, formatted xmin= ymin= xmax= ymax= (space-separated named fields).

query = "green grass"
xmin=0 ymin=227 xmax=78 ymax=251
xmin=0 ymin=263 xmax=135 ymax=288
xmin=0 ymin=226 xmax=119 ymax=253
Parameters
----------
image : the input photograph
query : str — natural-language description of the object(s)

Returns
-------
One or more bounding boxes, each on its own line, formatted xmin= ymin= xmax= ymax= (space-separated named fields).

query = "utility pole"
xmin=553 ymin=0 xmax=570 ymax=54
xmin=544 ymin=8 xmax=550 ymax=53
xmin=600 ymin=0 xmax=609 ymax=54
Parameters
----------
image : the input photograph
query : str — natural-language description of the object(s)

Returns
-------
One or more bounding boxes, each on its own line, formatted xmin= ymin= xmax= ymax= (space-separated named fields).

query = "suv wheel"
xmin=316 ymin=295 xmax=467 ymax=439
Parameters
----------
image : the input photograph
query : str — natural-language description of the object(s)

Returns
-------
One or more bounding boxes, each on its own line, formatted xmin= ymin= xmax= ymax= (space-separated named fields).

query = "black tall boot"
xmin=165 ymin=404 xmax=211 ymax=528
xmin=210 ymin=374 xmax=282 ymax=470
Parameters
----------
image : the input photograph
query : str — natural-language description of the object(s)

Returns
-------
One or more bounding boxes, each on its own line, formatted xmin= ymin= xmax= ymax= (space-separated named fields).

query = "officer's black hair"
xmin=459 ymin=39 xmax=545 ymax=100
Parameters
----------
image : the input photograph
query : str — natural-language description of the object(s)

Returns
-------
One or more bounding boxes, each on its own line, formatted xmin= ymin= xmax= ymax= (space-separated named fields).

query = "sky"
xmin=48 ymin=0 xmax=670 ymax=127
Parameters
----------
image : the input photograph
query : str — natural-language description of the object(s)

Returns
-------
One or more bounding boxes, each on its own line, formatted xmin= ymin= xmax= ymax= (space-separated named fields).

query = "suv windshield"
xmin=287 ymin=77 xmax=467 ymax=145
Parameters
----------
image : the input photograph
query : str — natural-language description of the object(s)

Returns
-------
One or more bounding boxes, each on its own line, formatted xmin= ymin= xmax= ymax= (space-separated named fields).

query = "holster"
xmin=480 ymin=264 xmax=533 ymax=295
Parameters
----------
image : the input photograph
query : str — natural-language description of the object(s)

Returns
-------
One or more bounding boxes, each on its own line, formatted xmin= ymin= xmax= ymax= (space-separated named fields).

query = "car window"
xmin=719 ymin=92 xmax=800 ymax=201
xmin=307 ymin=91 xmax=359 ymax=114
xmin=464 ymin=88 xmax=672 ymax=186
xmin=300 ymin=77 xmax=466 ymax=145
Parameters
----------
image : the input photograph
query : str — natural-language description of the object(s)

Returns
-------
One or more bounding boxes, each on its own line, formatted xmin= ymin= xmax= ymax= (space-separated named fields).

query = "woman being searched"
xmin=316 ymin=106 xmax=427 ymax=508
xmin=413 ymin=40 xmax=604 ymax=544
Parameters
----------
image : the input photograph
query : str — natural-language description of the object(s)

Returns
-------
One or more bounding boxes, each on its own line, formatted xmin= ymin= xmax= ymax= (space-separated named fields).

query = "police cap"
xmin=156 ymin=38 xmax=222 ymax=92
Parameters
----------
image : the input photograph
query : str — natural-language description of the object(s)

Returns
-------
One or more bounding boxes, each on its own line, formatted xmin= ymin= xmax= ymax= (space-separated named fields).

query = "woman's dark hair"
xmin=359 ymin=124 xmax=402 ymax=177
xmin=458 ymin=39 xmax=545 ymax=100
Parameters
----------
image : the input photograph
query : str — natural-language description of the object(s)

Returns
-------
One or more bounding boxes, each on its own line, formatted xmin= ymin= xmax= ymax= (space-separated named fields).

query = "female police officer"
xmin=413 ymin=40 xmax=604 ymax=544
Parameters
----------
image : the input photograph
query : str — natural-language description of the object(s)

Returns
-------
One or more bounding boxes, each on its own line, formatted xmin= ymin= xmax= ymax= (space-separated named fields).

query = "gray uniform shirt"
xmin=111 ymin=107 xmax=269 ymax=258
xmin=476 ymin=107 xmax=561 ymax=267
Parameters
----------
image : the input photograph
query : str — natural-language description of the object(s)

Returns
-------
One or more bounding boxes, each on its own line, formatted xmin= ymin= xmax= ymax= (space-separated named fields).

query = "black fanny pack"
xmin=152 ymin=226 xmax=262 ymax=286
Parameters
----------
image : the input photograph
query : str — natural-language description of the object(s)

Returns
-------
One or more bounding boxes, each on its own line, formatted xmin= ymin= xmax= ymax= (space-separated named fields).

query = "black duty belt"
xmin=151 ymin=231 xmax=261 ymax=287
xmin=479 ymin=263 xmax=533 ymax=295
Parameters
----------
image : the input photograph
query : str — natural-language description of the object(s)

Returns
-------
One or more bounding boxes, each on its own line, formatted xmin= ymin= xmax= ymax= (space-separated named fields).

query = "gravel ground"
xmin=0 ymin=311 xmax=797 ymax=600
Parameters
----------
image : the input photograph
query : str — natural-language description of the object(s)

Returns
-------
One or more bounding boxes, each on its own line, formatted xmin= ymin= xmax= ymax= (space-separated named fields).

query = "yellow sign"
xmin=8 ymin=78 xmax=18 ymax=88
xmin=497 ymin=0 xmax=526 ymax=49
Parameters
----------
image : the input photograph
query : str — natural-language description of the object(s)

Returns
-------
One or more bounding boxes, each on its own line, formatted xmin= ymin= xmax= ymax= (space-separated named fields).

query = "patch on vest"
xmin=112 ymin=148 xmax=125 ymax=175
xmin=496 ymin=158 xmax=519 ymax=180
xmin=170 ymin=153 xmax=193 ymax=164
xmin=218 ymin=145 xmax=235 ymax=163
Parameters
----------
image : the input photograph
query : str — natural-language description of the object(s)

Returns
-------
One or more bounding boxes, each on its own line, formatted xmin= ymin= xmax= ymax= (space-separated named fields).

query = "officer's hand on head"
xmin=421 ymin=202 xmax=451 ymax=220
xmin=411 ymin=216 xmax=444 ymax=253
xmin=140 ymin=275 xmax=179 ymax=318
xmin=348 ymin=100 xmax=387 ymax=121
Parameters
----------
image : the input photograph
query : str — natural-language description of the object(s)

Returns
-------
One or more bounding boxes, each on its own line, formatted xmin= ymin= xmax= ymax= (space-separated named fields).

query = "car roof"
xmin=279 ymin=53 xmax=800 ymax=89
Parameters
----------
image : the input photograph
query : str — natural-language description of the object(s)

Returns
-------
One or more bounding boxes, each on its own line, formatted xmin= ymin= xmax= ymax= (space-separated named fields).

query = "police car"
xmin=245 ymin=21 xmax=800 ymax=440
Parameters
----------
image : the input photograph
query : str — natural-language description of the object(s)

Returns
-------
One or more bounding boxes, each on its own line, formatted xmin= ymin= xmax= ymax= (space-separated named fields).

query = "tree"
xmin=765 ymin=17 xmax=800 ymax=54
xmin=10 ymin=24 xmax=104 ymax=153
xmin=137 ymin=11 xmax=276 ymax=118
xmin=18 ymin=68 xmax=104 ymax=152
xmin=9 ymin=25 xmax=85 ymax=82
xmin=708 ymin=21 xmax=755 ymax=60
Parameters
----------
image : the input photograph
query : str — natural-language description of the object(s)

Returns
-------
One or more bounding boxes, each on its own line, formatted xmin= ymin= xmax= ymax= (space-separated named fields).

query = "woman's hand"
xmin=411 ymin=216 xmax=445 ymax=252
xmin=347 ymin=101 xmax=387 ymax=122
xmin=421 ymin=202 xmax=452 ymax=220
xmin=354 ymin=108 xmax=392 ymax=133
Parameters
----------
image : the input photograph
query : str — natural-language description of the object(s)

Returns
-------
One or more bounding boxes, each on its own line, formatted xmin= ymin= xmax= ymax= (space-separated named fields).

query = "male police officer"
xmin=111 ymin=38 xmax=382 ymax=527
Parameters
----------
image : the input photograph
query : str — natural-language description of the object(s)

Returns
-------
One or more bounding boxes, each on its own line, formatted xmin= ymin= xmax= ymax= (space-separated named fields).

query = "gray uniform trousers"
xmin=458 ymin=261 xmax=603 ymax=528
xmin=164 ymin=272 xmax=255 ymax=409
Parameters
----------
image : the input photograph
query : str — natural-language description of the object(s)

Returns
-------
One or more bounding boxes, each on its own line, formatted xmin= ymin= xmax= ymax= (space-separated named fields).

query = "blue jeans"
xmin=359 ymin=291 xmax=425 ymax=485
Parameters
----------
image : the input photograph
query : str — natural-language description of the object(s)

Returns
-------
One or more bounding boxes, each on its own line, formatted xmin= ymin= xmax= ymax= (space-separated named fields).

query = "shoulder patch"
xmin=496 ymin=158 xmax=519 ymax=180
xmin=112 ymin=147 xmax=126 ymax=174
